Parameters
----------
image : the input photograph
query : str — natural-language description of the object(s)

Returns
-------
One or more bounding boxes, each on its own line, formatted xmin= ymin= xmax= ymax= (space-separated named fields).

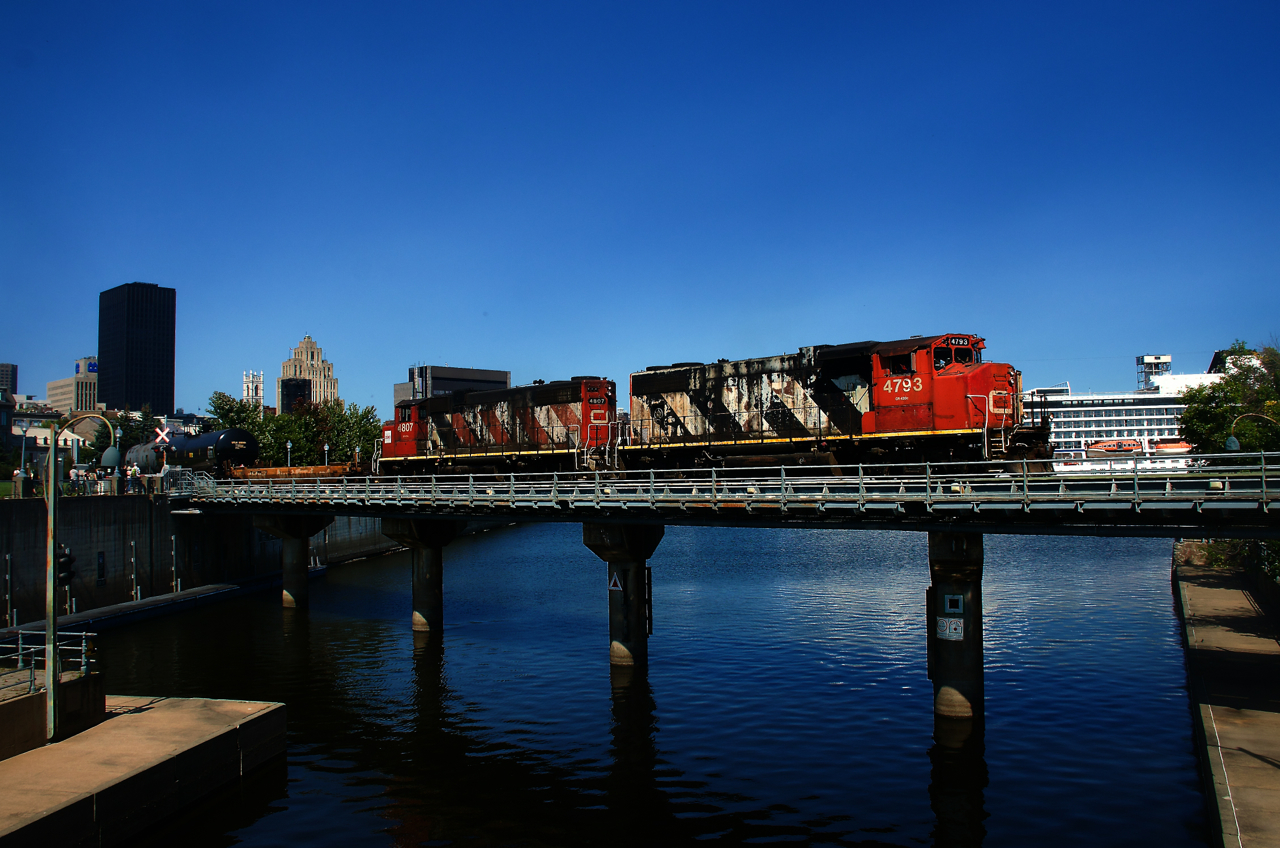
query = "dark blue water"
xmin=100 ymin=525 xmax=1208 ymax=847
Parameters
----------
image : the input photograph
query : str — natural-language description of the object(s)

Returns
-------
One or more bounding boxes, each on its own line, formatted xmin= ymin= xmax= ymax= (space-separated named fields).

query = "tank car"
xmin=622 ymin=333 xmax=1048 ymax=467
xmin=380 ymin=376 xmax=616 ymax=473
xmin=125 ymin=428 xmax=259 ymax=474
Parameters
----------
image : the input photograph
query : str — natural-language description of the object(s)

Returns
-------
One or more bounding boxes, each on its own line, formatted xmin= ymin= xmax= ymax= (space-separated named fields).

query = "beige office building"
xmin=278 ymin=335 xmax=339 ymax=407
xmin=46 ymin=357 xmax=99 ymax=414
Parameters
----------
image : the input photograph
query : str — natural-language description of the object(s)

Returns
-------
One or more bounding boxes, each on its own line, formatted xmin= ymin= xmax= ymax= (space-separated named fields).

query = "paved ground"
xmin=0 ymin=696 xmax=284 ymax=847
xmin=1177 ymin=562 xmax=1280 ymax=848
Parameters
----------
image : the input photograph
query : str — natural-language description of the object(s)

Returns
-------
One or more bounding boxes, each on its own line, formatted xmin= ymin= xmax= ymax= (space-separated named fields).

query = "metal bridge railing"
xmin=0 ymin=630 xmax=96 ymax=698
xmin=181 ymin=451 xmax=1279 ymax=516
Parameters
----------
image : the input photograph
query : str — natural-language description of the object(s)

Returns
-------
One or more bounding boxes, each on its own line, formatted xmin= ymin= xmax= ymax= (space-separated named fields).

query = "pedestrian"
xmin=69 ymin=466 xmax=79 ymax=496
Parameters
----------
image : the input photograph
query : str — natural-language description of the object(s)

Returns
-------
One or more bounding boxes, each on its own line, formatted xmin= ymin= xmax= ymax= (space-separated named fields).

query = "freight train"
xmin=378 ymin=334 xmax=1050 ymax=474
xmin=125 ymin=427 xmax=260 ymax=474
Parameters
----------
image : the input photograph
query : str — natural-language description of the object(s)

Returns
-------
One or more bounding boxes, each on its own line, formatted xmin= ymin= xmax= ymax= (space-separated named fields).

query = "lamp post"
xmin=324 ymin=443 xmax=329 ymax=466
xmin=1224 ymin=413 xmax=1279 ymax=451
xmin=43 ymin=413 xmax=114 ymax=741
xmin=287 ymin=440 xmax=292 ymax=468
xmin=13 ymin=420 xmax=31 ymax=496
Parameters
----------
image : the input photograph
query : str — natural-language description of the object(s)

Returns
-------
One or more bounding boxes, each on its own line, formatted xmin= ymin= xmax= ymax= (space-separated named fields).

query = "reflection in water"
xmin=607 ymin=666 xmax=668 ymax=844
xmin=930 ymin=716 xmax=989 ymax=847
xmin=98 ymin=528 xmax=1206 ymax=847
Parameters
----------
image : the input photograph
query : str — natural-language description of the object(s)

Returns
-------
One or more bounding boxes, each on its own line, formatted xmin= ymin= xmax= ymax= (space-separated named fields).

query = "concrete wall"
xmin=317 ymin=516 xmax=400 ymax=564
xmin=0 ymin=674 xmax=105 ymax=762
xmin=1 ymin=496 xmax=282 ymax=627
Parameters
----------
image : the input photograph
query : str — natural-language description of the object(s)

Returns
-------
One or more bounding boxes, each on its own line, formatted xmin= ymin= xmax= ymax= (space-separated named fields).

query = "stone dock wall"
xmin=0 ymin=496 xmax=395 ymax=627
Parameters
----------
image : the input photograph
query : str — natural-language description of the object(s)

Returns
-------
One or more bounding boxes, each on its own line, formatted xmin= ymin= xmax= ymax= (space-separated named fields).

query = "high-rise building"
xmin=98 ymin=282 xmax=177 ymax=414
xmin=278 ymin=335 xmax=338 ymax=406
xmin=278 ymin=377 xmax=312 ymax=414
xmin=0 ymin=363 xmax=16 ymax=396
xmin=392 ymin=365 xmax=510 ymax=406
xmin=46 ymin=357 xmax=99 ymax=413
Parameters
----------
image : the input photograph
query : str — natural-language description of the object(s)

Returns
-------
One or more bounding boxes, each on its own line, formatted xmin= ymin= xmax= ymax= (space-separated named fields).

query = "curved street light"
xmin=42 ymin=413 xmax=116 ymax=742
xmin=1224 ymin=413 xmax=1279 ymax=451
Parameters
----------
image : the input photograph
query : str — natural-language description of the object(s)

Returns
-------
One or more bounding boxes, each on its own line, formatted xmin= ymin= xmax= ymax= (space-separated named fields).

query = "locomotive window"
xmin=954 ymin=348 xmax=974 ymax=364
xmin=933 ymin=347 xmax=953 ymax=370
xmin=398 ymin=407 xmax=412 ymax=422
xmin=883 ymin=353 xmax=914 ymax=375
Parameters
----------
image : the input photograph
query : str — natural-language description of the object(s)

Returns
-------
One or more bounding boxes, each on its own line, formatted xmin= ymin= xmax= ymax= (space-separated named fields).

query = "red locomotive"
xmin=379 ymin=376 xmax=616 ymax=474
xmin=378 ymin=333 xmax=1048 ymax=473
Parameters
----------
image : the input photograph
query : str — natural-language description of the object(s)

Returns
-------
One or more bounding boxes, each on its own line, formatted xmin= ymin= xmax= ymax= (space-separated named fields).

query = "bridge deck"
xmin=174 ymin=453 xmax=1280 ymax=538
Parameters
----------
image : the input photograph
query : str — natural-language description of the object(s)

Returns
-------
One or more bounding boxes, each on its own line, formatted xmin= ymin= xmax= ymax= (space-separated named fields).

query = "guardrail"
xmin=178 ymin=452 xmax=1278 ymax=521
xmin=0 ymin=630 xmax=96 ymax=697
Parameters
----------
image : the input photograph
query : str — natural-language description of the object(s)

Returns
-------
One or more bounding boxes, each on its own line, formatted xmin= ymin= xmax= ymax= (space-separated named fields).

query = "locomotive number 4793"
xmin=883 ymin=377 xmax=923 ymax=393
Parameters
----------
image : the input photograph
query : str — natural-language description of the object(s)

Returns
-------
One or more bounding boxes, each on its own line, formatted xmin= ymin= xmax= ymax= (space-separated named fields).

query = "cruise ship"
xmin=1023 ymin=355 xmax=1221 ymax=472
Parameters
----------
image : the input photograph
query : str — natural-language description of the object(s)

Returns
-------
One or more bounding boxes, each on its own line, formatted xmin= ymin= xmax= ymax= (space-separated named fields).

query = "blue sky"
xmin=3 ymin=2 xmax=1278 ymax=418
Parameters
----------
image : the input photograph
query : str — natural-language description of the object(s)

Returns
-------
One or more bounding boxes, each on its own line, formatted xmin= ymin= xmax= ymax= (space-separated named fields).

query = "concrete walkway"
xmin=0 ymin=696 xmax=284 ymax=848
xmin=1177 ymin=561 xmax=1280 ymax=848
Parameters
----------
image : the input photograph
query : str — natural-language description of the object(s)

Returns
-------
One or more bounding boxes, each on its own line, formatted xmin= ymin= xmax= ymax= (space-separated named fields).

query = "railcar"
xmin=125 ymin=427 xmax=259 ymax=474
xmin=622 ymin=334 xmax=1047 ymax=467
xmin=379 ymin=376 xmax=616 ymax=474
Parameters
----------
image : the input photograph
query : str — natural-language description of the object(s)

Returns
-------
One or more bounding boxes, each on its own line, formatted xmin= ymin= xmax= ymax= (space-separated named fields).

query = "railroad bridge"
xmin=172 ymin=452 xmax=1279 ymax=721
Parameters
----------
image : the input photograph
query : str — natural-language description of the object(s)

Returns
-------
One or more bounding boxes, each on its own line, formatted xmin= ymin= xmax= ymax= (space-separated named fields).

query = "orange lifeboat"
xmin=1086 ymin=438 xmax=1143 ymax=458
xmin=1151 ymin=439 xmax=1192 ymax=455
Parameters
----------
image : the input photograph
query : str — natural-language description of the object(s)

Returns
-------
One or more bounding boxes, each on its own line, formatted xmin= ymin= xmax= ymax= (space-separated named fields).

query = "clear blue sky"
xmin=3 ymin=2 xmax=1278 ymax=418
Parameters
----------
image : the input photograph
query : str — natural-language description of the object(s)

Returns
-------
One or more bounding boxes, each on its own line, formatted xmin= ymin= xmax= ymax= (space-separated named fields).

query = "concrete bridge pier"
xmin=381 ymin=518 xmax=464 ymax=633
xmin=927 ymin=531 xmax=984 ymax=719
xmin=583 ymin=523 xmax=664 ymax=667
xmin=253 ymin=515 xmax=334 ymax=608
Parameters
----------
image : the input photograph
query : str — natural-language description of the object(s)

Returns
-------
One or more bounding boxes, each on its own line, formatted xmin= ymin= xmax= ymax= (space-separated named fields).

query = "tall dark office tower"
xmin=98 ymin=282 xmax=176 ymax=414
xmin=0 ymin=363 xmax=16 ymax=395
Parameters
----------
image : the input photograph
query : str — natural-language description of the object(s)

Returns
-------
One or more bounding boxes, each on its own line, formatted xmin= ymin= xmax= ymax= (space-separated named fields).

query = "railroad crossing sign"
xmin=154 ymin=426 xmax=172 ymax=443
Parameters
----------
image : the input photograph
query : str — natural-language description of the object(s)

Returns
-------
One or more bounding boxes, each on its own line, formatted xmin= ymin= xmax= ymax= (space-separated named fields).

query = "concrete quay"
xmin=0 ymin=696 xmax=285 ymax=848
xmin=1175 ymin=549 xmax=1280 ymax=848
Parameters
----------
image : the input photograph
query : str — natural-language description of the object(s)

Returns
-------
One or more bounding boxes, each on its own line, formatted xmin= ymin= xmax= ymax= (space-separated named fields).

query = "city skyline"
xmin=3 ymin=3 xmax=1278 ymax=420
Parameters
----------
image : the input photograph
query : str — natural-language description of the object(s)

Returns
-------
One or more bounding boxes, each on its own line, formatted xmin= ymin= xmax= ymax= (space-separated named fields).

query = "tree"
xmin=1179 ymin=340 xmax=1280 ymax=454
xmin=89 ymin=404 xmax=156 ymax=464
xmin=202 ymin=392 xmax=382 ymax=469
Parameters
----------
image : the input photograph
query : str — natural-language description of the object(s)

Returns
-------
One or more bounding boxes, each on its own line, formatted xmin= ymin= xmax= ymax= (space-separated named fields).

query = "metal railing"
xmin=0 ymin=630 xmax=96 ymax=697
xmin=169 ymin=469 xmax=217 ymax=495
xmin=179 ymin=452 xmax=1278 ymax=520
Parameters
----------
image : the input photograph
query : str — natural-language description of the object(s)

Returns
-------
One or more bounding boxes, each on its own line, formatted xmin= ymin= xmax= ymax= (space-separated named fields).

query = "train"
xmin=125 ymin=427 xmax=260 ymax=474
xmin=378 ymin=333 xmax=1051 ymax=474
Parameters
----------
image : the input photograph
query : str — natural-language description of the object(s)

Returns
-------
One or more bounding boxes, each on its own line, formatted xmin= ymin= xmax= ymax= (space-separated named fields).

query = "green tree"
xmin=201 ymin=392 xmax=382 ymax=469
xmin=89 ymin=404 xmax=156 ymax=464
xmin=1179 ymin=340 xmax=1280 ymax=454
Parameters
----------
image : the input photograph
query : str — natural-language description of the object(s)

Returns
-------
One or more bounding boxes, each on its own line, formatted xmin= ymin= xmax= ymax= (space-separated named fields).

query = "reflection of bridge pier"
xmin=929 ymin=715 xmax=988 ymax=847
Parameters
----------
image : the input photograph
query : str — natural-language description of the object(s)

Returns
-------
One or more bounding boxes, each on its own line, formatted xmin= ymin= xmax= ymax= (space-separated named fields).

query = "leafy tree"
xmin=88 ymin=404 xmax=156 ymax=465
xmin=202 ymin=392 xmax=381 ymax=469
xmin=1179 ymin=340 xmax=1280 ymax=454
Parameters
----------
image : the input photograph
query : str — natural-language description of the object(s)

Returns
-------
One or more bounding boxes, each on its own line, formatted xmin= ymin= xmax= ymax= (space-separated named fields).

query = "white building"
xmin=243 ymin=370 xmax=264 ymax=406
xmin=1024 ymin=354 xmax=1224 ymax=454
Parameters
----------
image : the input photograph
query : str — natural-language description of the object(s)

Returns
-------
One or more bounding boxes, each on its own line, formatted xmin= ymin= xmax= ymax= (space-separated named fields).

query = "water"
xmin=98 ymin=525 xmax=1208 ymax=847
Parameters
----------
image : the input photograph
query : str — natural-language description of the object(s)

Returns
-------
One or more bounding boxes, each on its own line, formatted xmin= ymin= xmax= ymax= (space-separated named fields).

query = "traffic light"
xmin=56 ymin=547 xmax=76 ymax=586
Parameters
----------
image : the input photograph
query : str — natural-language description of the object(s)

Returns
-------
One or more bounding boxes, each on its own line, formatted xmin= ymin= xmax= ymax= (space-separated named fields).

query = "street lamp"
xmin=42 ymin=413 xmax=114 ymax=742
xmin=15 ymin=419 xmax=31 ymax=487
xmin=324 ymin=443 xmax=329 ymax=466
xmin=1224 ymin=413 xmax=1279 ymax=451
xmin=287 ymin=440 xmax=292 ymax=468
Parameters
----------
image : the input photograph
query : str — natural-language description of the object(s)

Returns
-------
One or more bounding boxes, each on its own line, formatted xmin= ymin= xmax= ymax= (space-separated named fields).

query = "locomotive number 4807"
xmin=883 ymin=377 xmax=923 ymax=393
